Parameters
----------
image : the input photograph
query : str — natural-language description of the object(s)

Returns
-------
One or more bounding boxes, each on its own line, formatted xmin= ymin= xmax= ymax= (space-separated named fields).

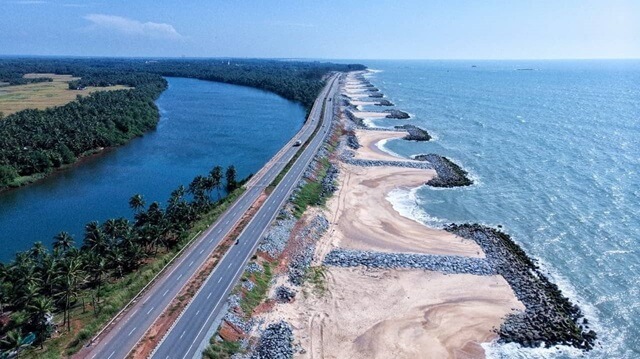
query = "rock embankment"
xmin=414 ymin=154 xmax=473 ymax=187
xmin=384 ymin=109 xmax=410 ymax=119
xmin=288 ymin=215 xmax=329 ymax=285
xmin=252 ymin=321 xmax=294 ymax=359
xmin=369 ymin=93 xmax=384 ymax=98
xmin=395 ymin=124 xmax=431 ymax=141
xmin=341 ymin=150 xmax=434 ymax=170
xmin=346 ymin=131 xmax=360 ymax=149
xmin=445 ymin=223 xmax=597 ymax=350
xmin=275 ymin=286 xmax=296 ymax=303
xmin=374 ymin=99 xmax=394 ymax=106
xmin=323 ymin=249 xmax=494 ymax=275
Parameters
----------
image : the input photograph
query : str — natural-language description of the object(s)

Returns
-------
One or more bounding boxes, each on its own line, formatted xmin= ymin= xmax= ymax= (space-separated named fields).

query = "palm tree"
xmin=83 ymin=221 xmax=106 ymax=255
xmin=55 ymin=256 xmax=85 ymax=331
xmin=225 ymin=165 xmax=237 ymax=191
xmin=84 ymin=252 xmax=106 ymax=314
xmin=29 ymin=242 xmax=47 ymax=260
xmin=53 ymin=231 xmax=74 ymax=252
xmin=129 ymin=194 xmax=145 ymax=213
xmin=1 ymin=329 xmax=25 ymax=357
xmin=27 ymin=296 xmax=54 ymax=347
xmin=209 ymin=166 xmax=223 ymax=200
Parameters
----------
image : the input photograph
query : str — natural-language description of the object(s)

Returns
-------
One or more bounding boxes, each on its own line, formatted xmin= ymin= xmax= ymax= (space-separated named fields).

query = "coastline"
xmin=206 ymin=69 xmax=597 ymax=358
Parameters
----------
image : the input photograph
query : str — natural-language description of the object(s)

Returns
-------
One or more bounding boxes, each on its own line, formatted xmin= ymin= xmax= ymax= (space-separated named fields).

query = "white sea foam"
xmin=386 ymin=187 xmax=445 ymax=228
xmin=375 ymin=138 xmax=404 ymax=159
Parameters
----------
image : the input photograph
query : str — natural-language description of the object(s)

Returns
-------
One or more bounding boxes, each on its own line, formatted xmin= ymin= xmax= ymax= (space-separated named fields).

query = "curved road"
xmin=79 ymin=73 xmax=340 ymax=359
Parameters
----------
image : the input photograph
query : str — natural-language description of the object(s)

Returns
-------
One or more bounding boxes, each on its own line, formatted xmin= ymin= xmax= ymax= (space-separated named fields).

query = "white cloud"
xmin=83 ymin=14 xmax=183 ymax=40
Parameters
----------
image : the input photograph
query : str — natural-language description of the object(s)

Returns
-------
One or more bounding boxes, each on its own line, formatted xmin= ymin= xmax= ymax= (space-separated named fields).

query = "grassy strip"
xmin=22 ymin=187 xmax=246 ymax=359
xmin=239 ymin=262 xmax=273 ymax=316
xmin=291 ymin=158 xmax=331 ymax=218
xmin=203 ymin=340 xmax=241 ymax=359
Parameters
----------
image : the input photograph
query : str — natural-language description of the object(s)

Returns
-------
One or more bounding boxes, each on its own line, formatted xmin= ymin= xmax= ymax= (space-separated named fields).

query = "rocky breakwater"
xmin=323 ymin=249 xmax=494 ymax=275
xmin=414 ymin=154 xmax=473 ymax=187
xmin=395 ymin=124 xmax=431 ymax=141
xmin=445 ymin=223 xmax=597 ymax=350
xmin=341 ymin=149 xmax=434 ymax=170
xmin=384 ymin=109 xmax=410 ymax=119
xmin=252 ymin=321 xmax=294 ymax=359
xmin=369 ymin=93 xmax=384 ymax=98
xmin=374 ymin=99 xmax=394 ymax=106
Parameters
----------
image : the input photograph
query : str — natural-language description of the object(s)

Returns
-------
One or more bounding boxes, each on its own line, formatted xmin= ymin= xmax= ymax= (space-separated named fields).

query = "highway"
xmin=79 ymin=73 xmax=340 ymax=359
xmin=151 ymin=74 xmax=340 ymax=358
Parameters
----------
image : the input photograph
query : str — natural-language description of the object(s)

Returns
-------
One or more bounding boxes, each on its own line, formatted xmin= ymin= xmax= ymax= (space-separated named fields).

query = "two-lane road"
xmin=80 ymin=74 xmax=339 ymax=359
xmin=151 ymin=76 xmax=340 ymax=359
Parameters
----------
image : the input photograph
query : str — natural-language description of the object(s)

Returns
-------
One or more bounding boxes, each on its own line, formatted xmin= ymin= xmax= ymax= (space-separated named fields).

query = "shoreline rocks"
xmin=323 ymin=249 xmax=494 ymax=275
xmin=414 ymin=154 xmax=473 ymax=187
xmin=341 ymin=150 xmax=433 ymax=170
xmin=445 ymin=223 xmax=597 ymax=350
xmin=252 ymin=321 xmax=294 ymax=359
xmin=384 ymin=109 xmax=410 ymax=119
xmin=395 ymin=124 xmax=431 ymax=141
xmin=369 ymin=93 xmax=384 ymax=98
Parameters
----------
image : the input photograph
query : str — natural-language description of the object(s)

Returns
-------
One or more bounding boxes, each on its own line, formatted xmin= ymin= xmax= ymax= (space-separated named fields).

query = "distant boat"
xmin=517 ymin=68 xmax=534 ymax=71
xmin=471 ymin=65 xmax=477 ymax=68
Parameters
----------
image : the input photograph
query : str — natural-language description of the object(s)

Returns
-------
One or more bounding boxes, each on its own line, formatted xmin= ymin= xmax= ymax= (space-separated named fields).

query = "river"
xmin=0 ymin=77 xmax=306 ymax=261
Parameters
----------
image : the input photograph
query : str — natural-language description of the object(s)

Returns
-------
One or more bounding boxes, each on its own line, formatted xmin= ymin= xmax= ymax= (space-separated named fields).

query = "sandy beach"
xmin=352 ymin=129 xmax=423 ymax=162
xmin=262 ymin=268 xmax=523 ymax=359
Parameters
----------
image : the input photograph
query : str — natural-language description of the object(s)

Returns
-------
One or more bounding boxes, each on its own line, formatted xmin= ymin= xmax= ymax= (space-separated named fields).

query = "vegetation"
xmin=238 ymin=262 xmax=273 ymax=316
xmin=0 ymin=58 xmax=364 ymax=190
xmin=0 ymin=165 xmax=241 ymax=357
xmin=203 ymin=339 xmax=241 ymax=359
xmin=291 ymin=158 xmax=332 ymax=218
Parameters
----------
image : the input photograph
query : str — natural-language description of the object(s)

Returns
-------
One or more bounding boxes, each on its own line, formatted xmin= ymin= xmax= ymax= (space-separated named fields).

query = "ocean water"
xmin=0 ymin=77 xmax=305 ymax=261
xmin=360 ymin=60 xmax=639 ymax=358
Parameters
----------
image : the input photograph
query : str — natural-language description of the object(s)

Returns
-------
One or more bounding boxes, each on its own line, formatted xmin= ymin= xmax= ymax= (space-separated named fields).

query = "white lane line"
xmin=107 ymin=351 xmax=116 ymax=359
xmin=180 ymin=330 xmax=186 ymax=339
xmin=227 ymin=262 xmax=232 ymax=269
xmin=163 ymin=289 xmax=169 ymax=297
xmin=218 ymin=277 xmax=223 ymax=283
xmin=199 ymin=249 xmax=204 ymax=254
xmin=128 ymin=327 xmax=137 ymax=337
xmin=189 ymin=260 xmax=194 ymax=267
xmin=207 ymin=292 xmax=213 ymax=299
xmin=146 ymin=306 xmax=155 ymax=315
xmin=196 ymin=310 xmax=200 ymax=316
xmin=217 ymin=229 xmax=222 ymax=234
xmin=177 ymin=274 xmax=183 ymax=280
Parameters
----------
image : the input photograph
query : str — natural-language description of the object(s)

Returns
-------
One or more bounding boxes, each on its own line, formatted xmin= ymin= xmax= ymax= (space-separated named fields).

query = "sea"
xmin=357 ymin=60 xmax=639 ymax=359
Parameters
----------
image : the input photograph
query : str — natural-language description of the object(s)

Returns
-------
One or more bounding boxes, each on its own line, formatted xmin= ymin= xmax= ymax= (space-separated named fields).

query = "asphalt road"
xmin=150 ymin=74 xmax=340 ymax=359
xmin=80 ymin=74 xmax=340 ymax=359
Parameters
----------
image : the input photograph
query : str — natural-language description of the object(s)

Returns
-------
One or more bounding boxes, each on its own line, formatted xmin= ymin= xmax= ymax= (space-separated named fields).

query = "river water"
xmin=360 ymin=60 xmax=639 ymax=358
xmin=0 ymin=77 xmax=305 ymax=261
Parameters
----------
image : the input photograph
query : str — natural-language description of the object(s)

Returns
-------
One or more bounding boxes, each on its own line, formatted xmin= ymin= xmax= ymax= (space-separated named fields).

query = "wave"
xmin=376 ymin=138 xmax=404 ymax=159
xmin=386 ymin=187 xmax=446 ymax=228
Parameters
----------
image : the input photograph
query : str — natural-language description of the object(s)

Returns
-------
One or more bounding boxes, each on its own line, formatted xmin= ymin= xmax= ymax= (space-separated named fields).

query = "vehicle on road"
xmin=293 ymin=140 xmax=302 ymax=146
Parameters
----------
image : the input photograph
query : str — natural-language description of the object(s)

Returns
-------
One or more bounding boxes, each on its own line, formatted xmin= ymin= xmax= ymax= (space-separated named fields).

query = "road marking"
xmin=196 ymin=310 xmax=200 ymax=316
xmin=177 ymin=274 xmax=183 ymax=280
xmin=228 ymin=262 xmax=232 ymax=269
xmin=180 ymin=330 xmax=186 ymax=339
xmin=199 ymin=249 xmax=204 ymax=254
xmin=217 ymin=229 xmax=222 ymax=233
xmin=218 ymin=277 xmax=223 ymax=283
xmin=128 ymin=327 xmax=137 ymax=337
xmin=163 ymin=289 xmax=169 ymax=297
xmin=107 ymin=351 xmax=116 ymax=359
xmin=146 ymin=306 xmax=155 ymax=315
xmin=189 ymin=260 xmax=194 ymax=267
xmin=207 ymin=292 xmax=213 ymax=299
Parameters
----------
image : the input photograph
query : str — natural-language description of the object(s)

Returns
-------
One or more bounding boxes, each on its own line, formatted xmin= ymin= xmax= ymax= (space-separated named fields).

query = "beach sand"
xmin=352 ymin=129 xmax=423 ymax=162
xmin=261 ymin=267 xmax=524 ymax=359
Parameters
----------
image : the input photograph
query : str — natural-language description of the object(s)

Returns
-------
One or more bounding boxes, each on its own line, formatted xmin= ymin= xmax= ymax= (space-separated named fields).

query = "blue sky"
xmin=1 ymin=0 xmax=639 ymax=59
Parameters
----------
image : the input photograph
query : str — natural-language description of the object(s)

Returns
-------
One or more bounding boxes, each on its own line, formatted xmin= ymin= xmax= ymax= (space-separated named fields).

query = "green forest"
xmin=0 ymin=58 xmax=365 ymax=189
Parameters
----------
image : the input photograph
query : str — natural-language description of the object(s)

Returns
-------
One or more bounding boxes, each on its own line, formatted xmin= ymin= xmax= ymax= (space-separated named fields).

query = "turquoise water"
xmin=362 ymin=60 xmax=639 ymax=358
xmin=0 ymin=77 xmax=305 ymax=261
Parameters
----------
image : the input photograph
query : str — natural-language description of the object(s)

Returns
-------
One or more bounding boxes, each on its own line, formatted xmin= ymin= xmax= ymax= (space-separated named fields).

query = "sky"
xmin=0 ymin=0 xmax=639 ymax=59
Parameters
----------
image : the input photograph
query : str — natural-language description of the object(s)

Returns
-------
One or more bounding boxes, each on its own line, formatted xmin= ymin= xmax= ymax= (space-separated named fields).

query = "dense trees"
xmin=0 ymin=165 xmax=243 ymax=355
xmin=0 ymin=58 xmax=364 ymax=189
